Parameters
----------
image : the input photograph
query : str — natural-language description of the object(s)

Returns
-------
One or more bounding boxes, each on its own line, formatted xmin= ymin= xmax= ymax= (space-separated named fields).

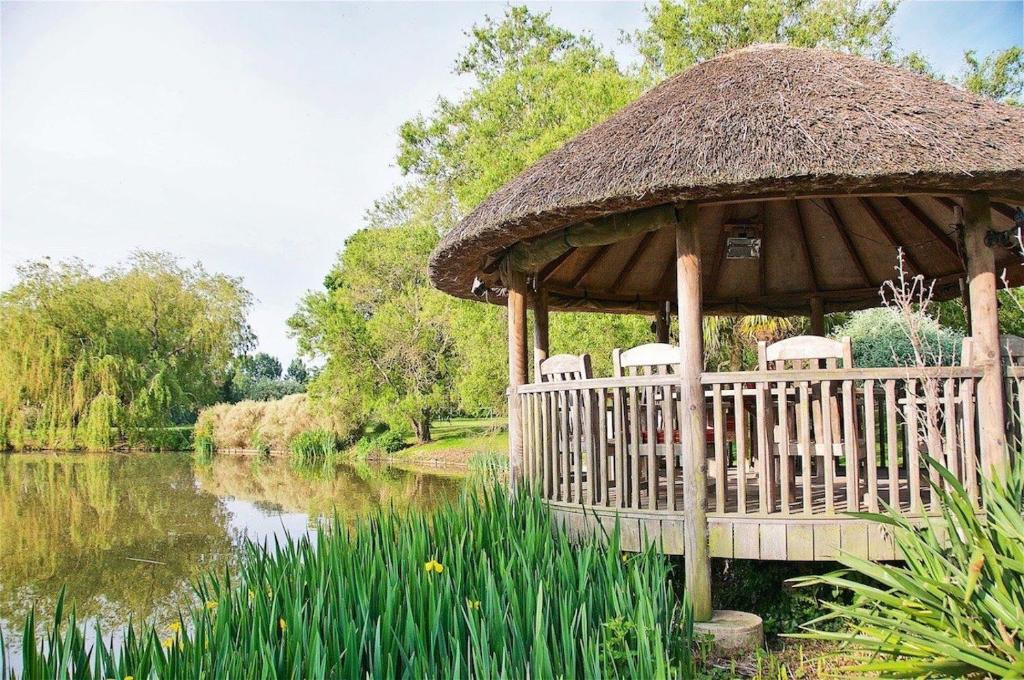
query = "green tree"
xmin=286 ymin=358 xmax=310 ymax=384
xmin=629 ymin=0 xmax=902 ymax=79
xmin=397 ymin=6 xmax=641 ymax=209
xmin=290 ymin=187 xmax=458 ymax=442
xmin=961 ymin=46 xmax=1024 ymax=105
xmin=0 ymin=252 xmax=253 ymax=450
xmin=239 ymin=353 xmax=283 ymax=381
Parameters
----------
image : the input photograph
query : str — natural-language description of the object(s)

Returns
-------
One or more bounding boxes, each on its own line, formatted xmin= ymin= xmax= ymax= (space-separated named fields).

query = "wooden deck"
xmin=515 ymin=365 xmax=1024 ymax=560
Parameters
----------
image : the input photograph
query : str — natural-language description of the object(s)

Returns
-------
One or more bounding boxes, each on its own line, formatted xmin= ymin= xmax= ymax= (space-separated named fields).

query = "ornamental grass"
xmin=792 ymin=457 xmax=1024 ymax=677
xmin=5 ymin=483 xmax=694 ymax=679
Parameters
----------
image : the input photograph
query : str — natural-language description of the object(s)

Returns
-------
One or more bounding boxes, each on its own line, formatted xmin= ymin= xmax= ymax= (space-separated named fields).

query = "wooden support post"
xmin=533 ymin=287 xmax=550 ymax=374
xmin=675 ymin=202 xmax=713 ymax=622
xmin=654 ymin=303 xmax=670 ymax=343
xmin=809 ymin=296 xmax=825 ymax=336
xmin=963 ymin=193 xmax=1007 ymax=474
xmin=506 ymin=267 xmax=529 ymax=490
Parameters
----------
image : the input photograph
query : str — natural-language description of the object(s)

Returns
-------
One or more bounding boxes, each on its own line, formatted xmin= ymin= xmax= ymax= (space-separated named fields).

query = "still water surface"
xmin=0 ymin=452 xmax=467 ymax=668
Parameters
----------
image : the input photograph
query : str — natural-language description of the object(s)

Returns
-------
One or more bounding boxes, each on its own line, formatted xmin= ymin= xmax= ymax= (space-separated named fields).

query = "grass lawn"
xmin=398 ymin=416 xmax=507 ymax=466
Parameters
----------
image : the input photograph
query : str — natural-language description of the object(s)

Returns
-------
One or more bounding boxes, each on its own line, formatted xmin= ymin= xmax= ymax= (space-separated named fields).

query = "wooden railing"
xmin=519 ymin=366 xmax=987 ymax=518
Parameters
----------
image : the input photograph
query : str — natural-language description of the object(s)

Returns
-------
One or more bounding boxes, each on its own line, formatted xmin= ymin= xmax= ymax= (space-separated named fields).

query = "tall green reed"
xmin=6 ymin=483 xmax=695 ymax=679
xmin=792 ymin=457 xmax=1024 ymax=677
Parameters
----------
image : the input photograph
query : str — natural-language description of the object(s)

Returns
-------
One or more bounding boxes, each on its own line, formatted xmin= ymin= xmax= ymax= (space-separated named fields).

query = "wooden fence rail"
xmin=520 ymin=367 xmax=987 ymax=518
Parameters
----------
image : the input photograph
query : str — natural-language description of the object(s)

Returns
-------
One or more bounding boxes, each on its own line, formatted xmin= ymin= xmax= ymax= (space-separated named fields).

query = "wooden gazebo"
xmin=429 ymin=45 xmax=1024 ymax=621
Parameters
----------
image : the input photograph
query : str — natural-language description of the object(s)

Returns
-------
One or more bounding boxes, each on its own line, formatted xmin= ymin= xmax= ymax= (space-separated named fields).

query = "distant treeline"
xmin=5 ymin=3 xmax=1021 ymax=451
xmin=0 ymin=252 xmax=254 ymax=451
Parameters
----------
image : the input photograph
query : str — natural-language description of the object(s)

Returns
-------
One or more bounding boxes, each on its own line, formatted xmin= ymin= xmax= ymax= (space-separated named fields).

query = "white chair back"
xmin=612 ymin=343 xmax=680 ymax=377
xmin=758 ymin=335 xmax=853 ymax=370
xmin=536 ymin=353 xmax=592 ymax=383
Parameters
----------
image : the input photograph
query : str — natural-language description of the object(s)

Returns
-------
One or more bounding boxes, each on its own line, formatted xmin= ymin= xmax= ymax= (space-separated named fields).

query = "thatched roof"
xmin=429 ymin=44 xmax=1024 ymax=314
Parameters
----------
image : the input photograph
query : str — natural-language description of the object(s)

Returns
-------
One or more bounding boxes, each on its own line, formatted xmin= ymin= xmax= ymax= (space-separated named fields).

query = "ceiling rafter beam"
xmin=610 ymin=231 xmax=658 ymax=292
xmin=895 ymin=196 xmax=961 ymax=260
xmin=858 ymin=197 xmax=928 ymax=277
xmin=569 ymin=243 xmax=614 ymax=289
xmin=820 ymin=198 xmax=872 ymax=286
xmin=536 ymin=247 xmax=577 ymax=284
xmin=792 ymin=200 xmax=820 ymax=292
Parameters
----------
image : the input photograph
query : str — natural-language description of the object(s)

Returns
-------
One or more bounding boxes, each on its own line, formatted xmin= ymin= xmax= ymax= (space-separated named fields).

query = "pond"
xmin=0 ymin=452 xmax=468 ymax=670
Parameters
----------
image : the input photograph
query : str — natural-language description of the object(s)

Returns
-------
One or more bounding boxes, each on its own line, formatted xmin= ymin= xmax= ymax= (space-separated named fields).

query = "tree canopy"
xmin=297 ymin=3 xmax=1023 ymax=432
xmin=0 ymin=252 xmax=253 ymax=450
xmin=290 ymin=186 xmax=459 ymax=442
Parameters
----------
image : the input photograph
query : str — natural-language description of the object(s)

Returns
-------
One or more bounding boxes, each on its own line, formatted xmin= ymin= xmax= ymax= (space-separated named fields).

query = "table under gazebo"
xmin=429 ymin=44 xmax=1024 ymax=623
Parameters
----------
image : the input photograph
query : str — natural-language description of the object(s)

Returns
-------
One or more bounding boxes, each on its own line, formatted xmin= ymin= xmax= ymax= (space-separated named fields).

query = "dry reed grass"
xmin=195 ymin=394 xmax=332 ymax=452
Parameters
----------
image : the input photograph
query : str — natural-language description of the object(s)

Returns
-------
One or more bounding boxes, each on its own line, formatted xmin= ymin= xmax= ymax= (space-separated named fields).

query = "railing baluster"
xmin=885 ymin=380 xmax=900 ymax=512
xmin=577 ymin=387 xmax=585 ymax=499
xmin=583 ymin=388 xmax=594 ymax=505
xmin=961 ymin=377 xmax=979 ymax=505
xmin=629 ymin=386 xmax=641 ymax=510
xmin=541 ymin=392 xmax=551 ymax=499
xmin=820 ymin=380 xmax=835 ymax=515
xmin=598 ymin=388 xmax=609 ymax=506
xmin=712 ymin=384 xmax=725 ymax=513
xmin=776 ymin=378 xmax=791 ymax=515
xmin=662 ymin=384 xmax=677 ymax=511
xmin=755 ymin=379 xmax=770 ymax=514
xmin=943 ymin=377 xmax=959 ymax=490
xmin=733 ymin=381 xmax=747 ymax=515
xmin=905 ymin=379 xmax=921 ymax=514
xmin=645 ymin=385 xmax=657 ymax=510
xmin=864 ymin=380 xmax=878 ymax=512
xmin=798 ymin=380 xmax=812 ymax=514
xmin=843 ymin=379 xmax=860 ymax=513
xmin=613 ymin=387 xmax=624 ymax=508
xmin=925 ymin=378 xmax=942 ymax=512
xmin=565 ymin=387 xmax=573 ymax=499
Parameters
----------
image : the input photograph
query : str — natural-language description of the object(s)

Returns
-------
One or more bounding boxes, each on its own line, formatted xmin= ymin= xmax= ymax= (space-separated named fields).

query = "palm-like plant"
xmin=703 ymin=315 xmax=802 ymax=370
xmin=791 ymin=458 xmax=1024 ymax=677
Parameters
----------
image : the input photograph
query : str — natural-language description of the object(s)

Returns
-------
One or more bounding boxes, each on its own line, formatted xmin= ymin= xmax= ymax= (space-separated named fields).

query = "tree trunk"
xmin=413 ymin=414 xmax=432 ymax=443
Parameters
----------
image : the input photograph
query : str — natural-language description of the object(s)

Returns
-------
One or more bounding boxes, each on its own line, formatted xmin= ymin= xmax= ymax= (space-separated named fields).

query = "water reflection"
xmin=0 ymin=453 xmax=466 ymax=666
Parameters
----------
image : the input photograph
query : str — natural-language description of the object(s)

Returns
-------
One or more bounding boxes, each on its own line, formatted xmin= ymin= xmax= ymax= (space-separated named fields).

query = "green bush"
xmin=709 ymin=560 xmax=849 ymax=638
xmin=793 ymin=459 xmax=1024 ymax=676
xmin=351 ymin=430 xmax=408 ymax=459
xmin=132 ymin=426 xmax=193 ymax=452
xmin=835 ymin=308 xmax=963 ymax=368
xmin=288 ymin=428 xmax=337 ymax=466
xmin=8 ymin=485 xmax=694 ymax=678
xmin=249 ymin=430 xmax=271 ymax=457
xmin=192 ymin=433 xmax=216 ymax=457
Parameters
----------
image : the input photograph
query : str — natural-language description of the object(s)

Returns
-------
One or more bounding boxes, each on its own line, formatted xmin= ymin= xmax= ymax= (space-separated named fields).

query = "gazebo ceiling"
xmin=429 ymin=44 xmax=1024 ymax=315
xmin=537 ymin=195 xmax=1024 ymax=315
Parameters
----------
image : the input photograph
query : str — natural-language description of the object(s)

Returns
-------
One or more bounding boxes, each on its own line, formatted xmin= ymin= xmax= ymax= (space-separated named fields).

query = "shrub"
xmin=9 ymin=485 xmax=694 ymax=678
xmin=288 ymin=429 xmax=337 ymax=466
xmin=793 ymin=459 xmax=1024 ymax=676
xmin=835 ymin=308 xmax=963 ymax=368
xmin=351 ymin=429 xmax=409 ymax=459
xmin=249 ymin=430 xmax=271 ymax=457
xmin=194 ymin=394 xmax=349 ymax=453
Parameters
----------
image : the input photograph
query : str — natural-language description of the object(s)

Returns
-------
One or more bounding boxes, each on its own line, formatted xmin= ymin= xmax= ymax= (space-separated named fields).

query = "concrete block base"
xmin=693 ymin=610 xmax=764 ymax=657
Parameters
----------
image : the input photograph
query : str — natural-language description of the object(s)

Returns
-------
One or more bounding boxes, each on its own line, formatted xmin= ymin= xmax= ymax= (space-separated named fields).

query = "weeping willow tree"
xmin=0 ymin=252 xmax=254 ymax=450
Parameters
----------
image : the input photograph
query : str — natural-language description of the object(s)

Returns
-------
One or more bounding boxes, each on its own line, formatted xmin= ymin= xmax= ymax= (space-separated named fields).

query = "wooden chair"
xmin=612 ymin=343 xmax=679 ymax=377
xmin=611 ymin=343 xmax=726 ymax=505
xmin=536 ymin=353 xmax=596 ymax=502
xmin=757 ymin=335 xmax=855 ymax=511
xmin=963 ymin=335 xmax=1024 ymax=444
xmin=961 ymin=335 xmax=1024 ymax=366
xmin=536 ymin=353 xmax=593 ymax=382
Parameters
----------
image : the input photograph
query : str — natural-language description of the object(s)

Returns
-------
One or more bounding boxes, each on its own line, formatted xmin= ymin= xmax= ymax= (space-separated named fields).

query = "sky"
xmin=2 ymin=1 xmax=1022 ymax=365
